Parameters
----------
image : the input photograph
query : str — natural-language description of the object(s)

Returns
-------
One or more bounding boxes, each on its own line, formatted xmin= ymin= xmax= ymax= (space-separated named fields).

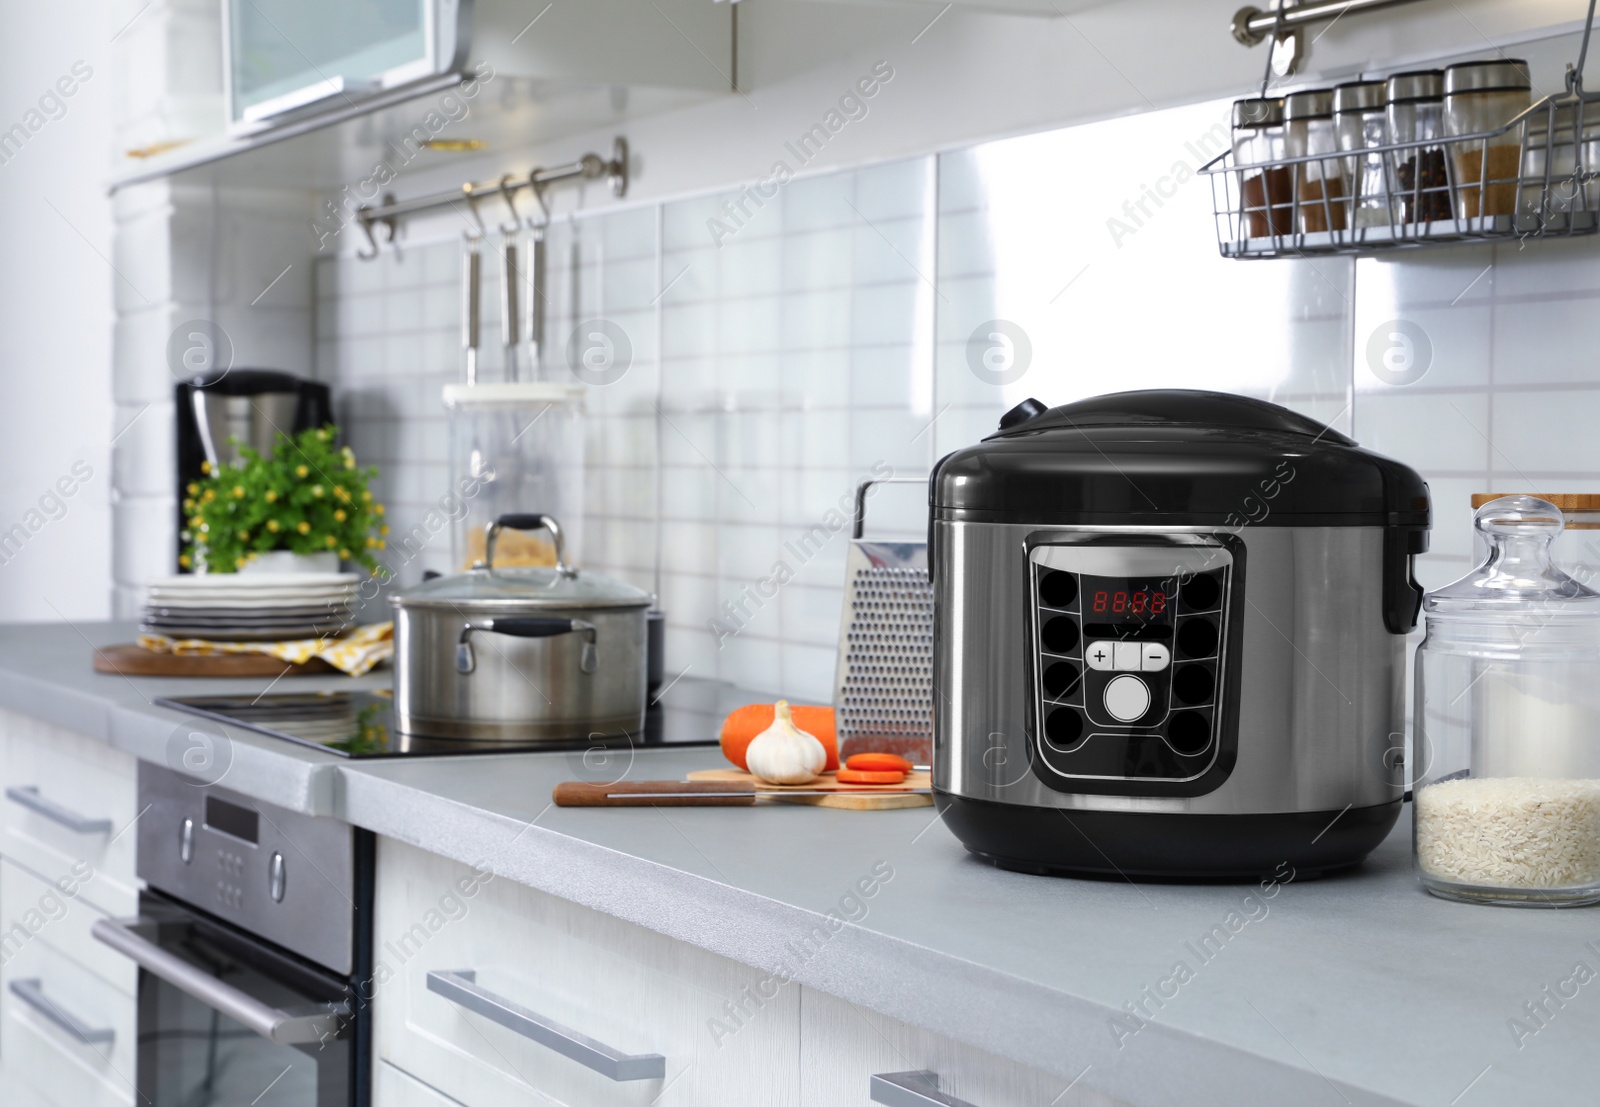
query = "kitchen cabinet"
xmin=375 ymin=1060 xmax=469 ymax=1106
xmin=798 ymin=986 xmax=1127 ymax=1107
xmin=0 ymin=709 xmax=140 ymax=919
xmin=373 ymin=837 xmax=801 ymax=1106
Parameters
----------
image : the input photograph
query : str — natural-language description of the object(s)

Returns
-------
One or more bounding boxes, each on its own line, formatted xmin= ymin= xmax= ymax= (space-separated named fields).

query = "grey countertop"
xmin=4 ymin=622 xmax=1596 ymax=1106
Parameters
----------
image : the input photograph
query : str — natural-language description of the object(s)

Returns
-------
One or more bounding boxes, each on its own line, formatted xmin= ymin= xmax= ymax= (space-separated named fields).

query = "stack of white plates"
xmin=142 ymin=573 xmax=362 ymax=641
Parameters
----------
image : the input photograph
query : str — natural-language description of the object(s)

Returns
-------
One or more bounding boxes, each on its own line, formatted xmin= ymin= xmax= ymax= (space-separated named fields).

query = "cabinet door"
xmin=799 ymin=987 xmax=1129 ymax=1107
xmin=0 ymin=710 xmax=139 ymax=918
xmin=374 ymin=837 xmax=800 ymax=1107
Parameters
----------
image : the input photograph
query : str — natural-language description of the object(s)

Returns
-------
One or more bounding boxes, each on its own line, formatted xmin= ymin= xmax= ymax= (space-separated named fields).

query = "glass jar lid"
xmin=391 ymin=565 xmax=652 ymax=613
xmin=1333 ymin=81 xmax=1385 ymax=114
xmin=1232 ymin=97 xmax=1284 ymax=128
xmin=1443 ymin=59 xmax=1532 ymax=95
xmin=1386 ymin=69 xmax=1445 ymax=104
xmin=1426 ymin=496 xmax=1600 ymax=619
xmin=1283 ymin=89 xmax=1335 ymax=121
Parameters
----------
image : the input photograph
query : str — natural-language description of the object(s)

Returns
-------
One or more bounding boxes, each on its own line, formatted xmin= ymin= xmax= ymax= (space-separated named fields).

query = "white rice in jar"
xmin=1415 ymin=777 xmax=1600 ymax=889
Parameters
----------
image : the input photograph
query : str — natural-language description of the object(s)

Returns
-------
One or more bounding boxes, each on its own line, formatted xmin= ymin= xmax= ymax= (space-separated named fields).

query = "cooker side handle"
xmin=1383 ymin=524 xmax=1429 ymax=634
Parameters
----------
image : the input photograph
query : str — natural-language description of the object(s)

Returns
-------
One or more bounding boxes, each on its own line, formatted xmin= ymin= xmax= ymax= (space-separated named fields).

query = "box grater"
xmin=834 ymin=477 xmax=933 ymax=759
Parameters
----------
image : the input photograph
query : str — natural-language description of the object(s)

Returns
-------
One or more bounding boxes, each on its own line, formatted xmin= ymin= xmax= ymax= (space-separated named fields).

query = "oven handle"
xmin=91 ymin=916 xmax=346 ymax=1046
xmin=427 ymin=969 xmax=666 ymax=1081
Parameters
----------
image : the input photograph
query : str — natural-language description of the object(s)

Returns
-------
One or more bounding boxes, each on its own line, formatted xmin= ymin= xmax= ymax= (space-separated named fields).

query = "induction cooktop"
xmin=157 ymin=687 xmax=725 ymax=759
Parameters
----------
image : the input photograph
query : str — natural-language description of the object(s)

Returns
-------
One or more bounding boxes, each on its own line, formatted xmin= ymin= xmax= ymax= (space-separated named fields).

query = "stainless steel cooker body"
xmin=392 ymin=600 xmax=647 ymax=741
xmin=935 ymin=520 xmax=1406 ymax=814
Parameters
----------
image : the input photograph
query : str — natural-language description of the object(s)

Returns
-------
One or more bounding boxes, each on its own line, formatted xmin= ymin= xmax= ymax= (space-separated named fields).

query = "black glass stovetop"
xmin=157 ymin=686 xmax=727 ymax=759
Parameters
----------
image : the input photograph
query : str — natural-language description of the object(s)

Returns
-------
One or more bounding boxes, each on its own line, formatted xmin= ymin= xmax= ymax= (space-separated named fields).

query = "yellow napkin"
xmin=137 ymin=621 xmax=393 ymax=677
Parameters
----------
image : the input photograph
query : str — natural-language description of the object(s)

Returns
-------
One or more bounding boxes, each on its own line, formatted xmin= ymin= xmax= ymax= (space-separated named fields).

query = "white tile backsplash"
xmin=303 ymin=96 xmax=1600 ymax=705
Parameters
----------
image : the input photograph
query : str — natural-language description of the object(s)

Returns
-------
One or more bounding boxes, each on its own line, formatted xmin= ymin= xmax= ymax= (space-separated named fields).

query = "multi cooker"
xmin=930 ymin=390 xmax=1430 ymax=878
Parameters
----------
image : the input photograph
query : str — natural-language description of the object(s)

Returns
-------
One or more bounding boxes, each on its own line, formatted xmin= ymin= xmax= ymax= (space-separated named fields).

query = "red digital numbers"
xmin=1092 ymin=590 xmax=1168 ymax=617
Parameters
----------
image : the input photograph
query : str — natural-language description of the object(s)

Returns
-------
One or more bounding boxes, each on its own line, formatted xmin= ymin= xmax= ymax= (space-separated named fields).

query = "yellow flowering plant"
xmin=182 ymin=425 xmax=387 ymax=573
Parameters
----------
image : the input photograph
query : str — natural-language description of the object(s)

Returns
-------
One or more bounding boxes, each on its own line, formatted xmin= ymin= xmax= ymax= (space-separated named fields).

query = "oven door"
xmin=92 ymin=892 xmax=356 ymax=1106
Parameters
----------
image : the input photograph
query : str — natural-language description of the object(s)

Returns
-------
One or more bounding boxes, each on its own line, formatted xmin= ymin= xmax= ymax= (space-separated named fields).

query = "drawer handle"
xmin=5 ymin=786 xmax=112 ymax=834
xmin=8 ymin=978 xmax=115 ymax=1046
xmin=871 ymin=1070 xmax=979 ymax=1107
xmin=427 ymin=969 xmax=665 ymax=1082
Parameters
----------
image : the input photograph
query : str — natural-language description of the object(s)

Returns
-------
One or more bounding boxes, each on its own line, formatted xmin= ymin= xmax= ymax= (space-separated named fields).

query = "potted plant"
xmin=181 ymin=426 xmax=388 ymax=574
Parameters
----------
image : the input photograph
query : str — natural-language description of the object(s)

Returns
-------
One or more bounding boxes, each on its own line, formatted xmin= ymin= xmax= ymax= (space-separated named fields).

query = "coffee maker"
xmin=174 ymin=369 xmax=332 ymax=569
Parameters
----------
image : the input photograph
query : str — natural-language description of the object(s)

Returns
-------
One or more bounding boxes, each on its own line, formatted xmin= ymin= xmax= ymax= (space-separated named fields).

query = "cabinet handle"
xmin=871 ymin=1070 xmax=980 ymax=1107
xmin=427 ymin=969 xmax=666 ymax=1082
xmin=5 ymin=786 xmax=112 ymax=834
xmin=8 ymin=978 xmax=115 ymax=1046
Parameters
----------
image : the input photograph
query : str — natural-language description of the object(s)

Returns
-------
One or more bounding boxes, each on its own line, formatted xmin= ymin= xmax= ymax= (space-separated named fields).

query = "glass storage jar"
xmin=1444 ymin=58 xmax=1532 ymax=219
xmin=1232 ymin=97 xmax=1290 ymax=238
xmin=443 ymin=382 xmax=586 ymax=571
xmin=1334 ymin=80 xmax=1388 ymax=229
xmin=1413 ymin=496 xmax=1600 ymax=907
xmin=1386 ymin=70 xmax=1449 ymax=224
xmin=1285 ymin=89 xmax=1345 ymax=232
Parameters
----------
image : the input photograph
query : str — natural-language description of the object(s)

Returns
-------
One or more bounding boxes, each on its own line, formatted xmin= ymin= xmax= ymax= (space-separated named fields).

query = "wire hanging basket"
xmin=1201 ymin=0 xmax=1600 ymax=258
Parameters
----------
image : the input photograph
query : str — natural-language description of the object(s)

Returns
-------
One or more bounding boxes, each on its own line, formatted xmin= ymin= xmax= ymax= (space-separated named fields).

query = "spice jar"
xmin=1232 ymin=97 xmax=1290 ymax=238
xmin=1386 ymin=70 xmax=1449 ymax=224
xmin=1285 ymin=89 xmax=1345 ymax=232
xmin=1444 ymin=58 xmax=1533 ymax=219
xmin=1413 ymin=496 xmax=1600 ymax=907
xmin=1333 ymin=80 xmax=1388 ymax=229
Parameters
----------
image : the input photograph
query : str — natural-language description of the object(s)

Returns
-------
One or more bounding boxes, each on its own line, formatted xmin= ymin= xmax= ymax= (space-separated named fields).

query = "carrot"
xmin=836 ymin=768 xmax=905 ymax=785
xmin=845 ymin=752 xmax=915 ymax=774
xmin=719 ymin=704 xmax=838 ymax=772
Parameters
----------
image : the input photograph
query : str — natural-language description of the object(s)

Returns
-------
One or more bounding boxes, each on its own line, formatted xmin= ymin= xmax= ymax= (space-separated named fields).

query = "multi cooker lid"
xmin=933 ymin=389 xmax=1430 ymax=527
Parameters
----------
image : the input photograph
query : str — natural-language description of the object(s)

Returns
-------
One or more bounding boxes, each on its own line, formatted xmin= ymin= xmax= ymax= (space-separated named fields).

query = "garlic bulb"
xmin=744 ymin=701 xmax=826 ymax=785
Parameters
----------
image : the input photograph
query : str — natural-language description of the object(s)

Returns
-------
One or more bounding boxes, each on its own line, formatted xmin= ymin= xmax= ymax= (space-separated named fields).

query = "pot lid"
xmin=391 ymin=565 xmax=652 ymax=612
xmin=932 ymin=389 xmax=1431 ymax=528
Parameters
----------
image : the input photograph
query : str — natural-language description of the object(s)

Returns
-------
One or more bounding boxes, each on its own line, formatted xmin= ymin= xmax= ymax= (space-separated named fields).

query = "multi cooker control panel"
xmin=1027 ymin=539 xmax=1236 ymax=796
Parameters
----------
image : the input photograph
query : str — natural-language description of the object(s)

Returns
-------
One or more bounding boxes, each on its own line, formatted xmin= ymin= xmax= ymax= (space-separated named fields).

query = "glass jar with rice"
xmin=1413 ymin=495 xmax=1600 ymax=906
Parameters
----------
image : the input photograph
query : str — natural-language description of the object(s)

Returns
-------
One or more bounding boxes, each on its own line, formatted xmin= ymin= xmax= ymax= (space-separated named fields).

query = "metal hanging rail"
xmin=354 ymin=136 xmax=628 ymax=258
xmin=1231 ymin=0 xmax=1429 ymax=46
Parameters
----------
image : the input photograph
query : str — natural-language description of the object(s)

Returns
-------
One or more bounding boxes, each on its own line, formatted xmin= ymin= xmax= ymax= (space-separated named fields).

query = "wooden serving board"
xmin=685 ymin=768 xmax=933 ymax=810
xmin=93 ymin=644 xmax=336 ymax=678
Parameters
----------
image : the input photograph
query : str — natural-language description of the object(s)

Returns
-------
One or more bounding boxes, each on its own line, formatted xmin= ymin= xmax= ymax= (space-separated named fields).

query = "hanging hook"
xmin=527 ymin=168 xmax=551 ymax=228
xmin=355 ymin=208 xmax=381 ymax=261
xmin=496 ymin=173 xmax=523 ymax=235
xmin=461 ymin=182 xmax=487 ymax=240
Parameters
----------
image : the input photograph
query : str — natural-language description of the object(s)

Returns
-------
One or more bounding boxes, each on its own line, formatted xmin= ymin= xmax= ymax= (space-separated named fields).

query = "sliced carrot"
xmin=836 ymin=768 xmax=906 ymax=785
xmin=845 ymin=752 xmax=915 ymax=774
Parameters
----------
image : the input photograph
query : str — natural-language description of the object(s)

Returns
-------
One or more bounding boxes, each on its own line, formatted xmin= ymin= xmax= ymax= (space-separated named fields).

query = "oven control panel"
xmin=1027 ymin=539 xmax=1236 ymax=796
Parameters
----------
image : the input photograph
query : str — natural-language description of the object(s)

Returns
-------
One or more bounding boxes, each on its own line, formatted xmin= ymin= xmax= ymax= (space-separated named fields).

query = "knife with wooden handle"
xmin=553 ymin=780 xmax=930 ymax=807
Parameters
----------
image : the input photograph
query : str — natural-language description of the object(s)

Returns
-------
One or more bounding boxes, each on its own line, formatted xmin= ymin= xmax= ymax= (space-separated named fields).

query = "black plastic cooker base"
xmin=936 ymin=792 xmax=1402 ymax=882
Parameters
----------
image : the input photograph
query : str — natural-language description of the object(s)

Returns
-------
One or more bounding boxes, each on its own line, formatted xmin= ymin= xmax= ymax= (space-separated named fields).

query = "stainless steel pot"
xmin=390 ymin=514 xmax=650 ymax=741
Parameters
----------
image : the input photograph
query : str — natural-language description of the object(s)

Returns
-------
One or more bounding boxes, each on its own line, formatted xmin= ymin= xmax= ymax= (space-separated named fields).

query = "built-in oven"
xmin=93 ymin=763 xmax=373 ymax=1106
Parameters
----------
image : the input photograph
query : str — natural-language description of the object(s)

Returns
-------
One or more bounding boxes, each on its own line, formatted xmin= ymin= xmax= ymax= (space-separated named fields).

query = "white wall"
xmin=0 ymin=0 xmax=115 ymax=621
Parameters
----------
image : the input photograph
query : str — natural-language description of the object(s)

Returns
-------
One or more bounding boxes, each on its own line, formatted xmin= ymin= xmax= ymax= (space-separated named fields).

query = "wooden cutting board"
xmin=685 ymin=768 xmax=933 ymax=810
xmin=93 ymin=644 xmax=336 ymax=678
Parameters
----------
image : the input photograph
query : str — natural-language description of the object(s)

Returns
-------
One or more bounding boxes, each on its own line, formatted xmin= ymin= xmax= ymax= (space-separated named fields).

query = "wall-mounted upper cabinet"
xmin=114 ymin=0 xmax=733 ymax=191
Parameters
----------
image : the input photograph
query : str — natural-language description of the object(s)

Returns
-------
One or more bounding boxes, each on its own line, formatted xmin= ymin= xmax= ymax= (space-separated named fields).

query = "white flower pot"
xmin=239 ymin=551 xmax=340 ymax=575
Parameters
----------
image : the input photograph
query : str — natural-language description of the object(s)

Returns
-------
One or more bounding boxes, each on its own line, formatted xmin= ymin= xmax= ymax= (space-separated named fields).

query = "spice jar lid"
xmin=1283 ymin=89 xmax=1335 ymax=120
xmin=1386 ymin=69 xmax=1445 ymax=103
xmin=1444 ymin=58 xmax=1532 ymax=95
xmin=1232 ymin=97 xmax=1284 ymax=128
xmin=1333 ymin=80 xmax=1386 ymax=114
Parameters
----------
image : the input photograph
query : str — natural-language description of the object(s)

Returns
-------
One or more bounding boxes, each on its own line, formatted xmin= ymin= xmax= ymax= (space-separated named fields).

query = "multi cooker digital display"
xmin=930 ymin=390 xmax=1430 ymax=879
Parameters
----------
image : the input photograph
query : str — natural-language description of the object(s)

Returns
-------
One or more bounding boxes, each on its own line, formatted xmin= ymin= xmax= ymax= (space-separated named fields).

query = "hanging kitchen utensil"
xmin=524 ymin=172 xmax=551 ymax=379
xmin=459 ymin=183 xmax=485 ymax=385
xmin=834 ymin=476 xmax=934 ymax=765
xmin=495 ymin=174 xmax=524 ymax=382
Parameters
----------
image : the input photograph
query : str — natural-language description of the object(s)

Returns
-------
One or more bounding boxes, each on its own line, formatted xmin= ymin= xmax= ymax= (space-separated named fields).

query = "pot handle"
xmin=478 ymin=513 xmax=570 ymax=574
xmin=456 ymin=617 xmax=598 ymax=675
